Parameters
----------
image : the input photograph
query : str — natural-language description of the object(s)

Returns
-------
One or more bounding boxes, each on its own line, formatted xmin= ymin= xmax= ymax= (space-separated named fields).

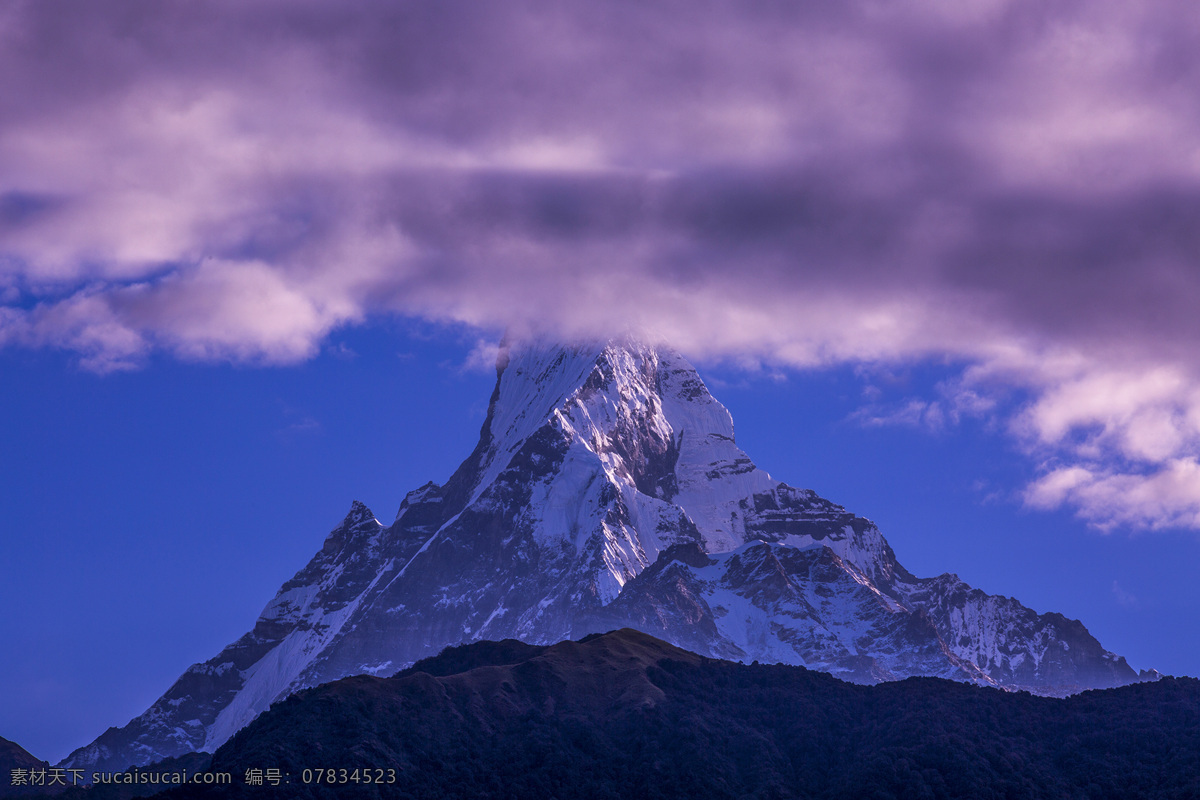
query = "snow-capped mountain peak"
xmin=62 ymin=338 xmax=1145 ymax=774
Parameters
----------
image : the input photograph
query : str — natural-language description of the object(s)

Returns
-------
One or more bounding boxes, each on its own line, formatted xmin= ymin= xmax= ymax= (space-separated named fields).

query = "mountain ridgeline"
xmin=172 ymin=630 xmax=1200 ymax=800
xmin=63 ymin=339 xmax=1148 ymax=773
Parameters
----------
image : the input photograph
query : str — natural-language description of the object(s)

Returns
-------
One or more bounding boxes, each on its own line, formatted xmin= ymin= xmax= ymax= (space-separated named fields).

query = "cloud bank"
xmin=4 ymin=0 xmax=1200 ymax=530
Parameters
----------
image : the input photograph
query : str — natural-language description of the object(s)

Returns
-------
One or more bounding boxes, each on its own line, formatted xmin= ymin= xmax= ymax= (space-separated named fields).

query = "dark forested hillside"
xmin=155 ymin=629 xmax=1198 ymax=800
xmin=0 ymin=737 xmax=63 ymax=798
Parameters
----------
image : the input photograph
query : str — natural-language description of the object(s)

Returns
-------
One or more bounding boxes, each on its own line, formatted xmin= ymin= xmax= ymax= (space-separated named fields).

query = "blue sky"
xmin=3 ymin=0 xmax=1200 ymax=764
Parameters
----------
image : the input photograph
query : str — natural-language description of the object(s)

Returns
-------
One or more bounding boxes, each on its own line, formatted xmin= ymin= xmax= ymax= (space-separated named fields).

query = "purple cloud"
xmin=4 ymin=0 xmax=1200 ymax=529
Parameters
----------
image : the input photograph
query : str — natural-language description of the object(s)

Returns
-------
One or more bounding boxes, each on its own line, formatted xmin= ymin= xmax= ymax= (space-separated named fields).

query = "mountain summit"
xmin=63 ymin=339 xmax=1142 ymax=773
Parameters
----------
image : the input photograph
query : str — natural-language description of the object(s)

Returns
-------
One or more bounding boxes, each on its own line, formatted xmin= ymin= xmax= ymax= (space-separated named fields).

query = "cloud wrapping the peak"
xmin=4 ymin=0 xmax=1200 ymax=529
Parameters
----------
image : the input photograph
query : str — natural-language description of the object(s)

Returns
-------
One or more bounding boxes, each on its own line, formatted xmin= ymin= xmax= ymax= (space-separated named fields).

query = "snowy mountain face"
xmin=62 ymin=340 xmax=1144 ymax=773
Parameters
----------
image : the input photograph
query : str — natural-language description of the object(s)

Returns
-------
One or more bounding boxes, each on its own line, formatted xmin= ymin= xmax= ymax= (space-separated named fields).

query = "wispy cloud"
xmin=276 ymin=407 xmax=322 ymax=443
xmin=1112 ymin=580 xmax=1142 ymax=609
xmin=852 ymin=399 xmax=948 ymax=432
xmin=4 ymin=1 xmax=1200 ymax=530
xmin=851 ymin=374 xmax=1001 ymax=433
xmin=461 ymin=339 xmax=502 ymax=375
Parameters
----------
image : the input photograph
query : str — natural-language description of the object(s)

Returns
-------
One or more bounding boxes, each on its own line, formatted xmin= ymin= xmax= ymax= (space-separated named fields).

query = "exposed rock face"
xmin=62 ymin=339 xmax=1141 ymax=773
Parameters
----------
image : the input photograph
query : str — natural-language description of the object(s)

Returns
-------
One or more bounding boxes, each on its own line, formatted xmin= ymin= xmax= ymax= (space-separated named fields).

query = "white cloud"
xmin=1026 ymin=459 xmax=1200 ymax=531
xmin=461 ymin=339 xmax=503 ymax=374
xmin=4 ymin=1 xmax=1200 ymax=530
